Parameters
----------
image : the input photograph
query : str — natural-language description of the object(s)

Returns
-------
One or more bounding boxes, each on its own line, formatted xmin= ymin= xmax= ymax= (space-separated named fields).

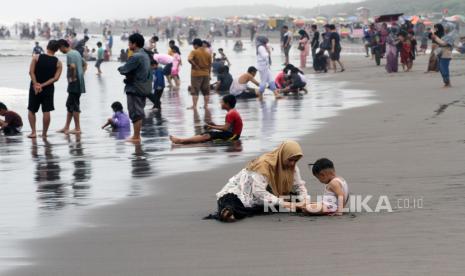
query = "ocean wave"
xmin=0 ymin=53 xmax=29 ymax=57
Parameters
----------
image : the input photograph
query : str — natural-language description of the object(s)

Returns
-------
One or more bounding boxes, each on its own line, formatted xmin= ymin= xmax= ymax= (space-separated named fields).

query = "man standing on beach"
xmin=57 ymin=39 xmax=87 ymax=135
xmin=310 ymin=25 xmax=320 ymax=60
xmin=329 ymin=24 xmax=345 ymax=73
xmin=107 ymin=31 xmax=113 ymax=56
xmin=188 ymin=38 xmax=212 ymax=109
xmin=32 ymin=41 xmax=44 ymax=56
xmin=74 ymin=36 xmax=89 ymax=57
xmin=281 ymin=25 xmax=292 ymax=65
xmin=118 ymin=33 xmax=152 ymax=143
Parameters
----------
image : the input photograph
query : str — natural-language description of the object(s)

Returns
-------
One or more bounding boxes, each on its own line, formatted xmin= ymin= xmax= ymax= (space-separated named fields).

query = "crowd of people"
xmin=2 ymin=17 xmax=464 ymax=222
xmin=363 ymin=20 xmax=462 ymax=87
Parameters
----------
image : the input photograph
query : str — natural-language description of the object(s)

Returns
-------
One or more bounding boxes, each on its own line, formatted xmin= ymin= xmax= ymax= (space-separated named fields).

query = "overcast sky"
xmin=1 ymin=0 xmax=363 ymax=24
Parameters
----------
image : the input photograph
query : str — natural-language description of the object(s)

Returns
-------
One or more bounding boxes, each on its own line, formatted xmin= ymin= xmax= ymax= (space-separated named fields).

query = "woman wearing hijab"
xmin=207 ymin=140 xmax=308 ymax=222
xmin=298 ymin=30 xmax=310 ymax=69
xmin=426 ymin=24 xmax=444 ymax=73
xmin=385 ymin=28 xmax=399 ymax=73
xmin=256 ymin=36 xmax=282 ymax=100
xmin=431 ymin=23 xmax=457 ymax=88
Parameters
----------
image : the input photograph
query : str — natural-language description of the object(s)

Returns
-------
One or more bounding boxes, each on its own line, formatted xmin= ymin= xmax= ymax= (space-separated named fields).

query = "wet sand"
xmin=5 ymin=53 xmax=465 ymax=275
xmin=0 ymin=38 xmax=373 ymax=268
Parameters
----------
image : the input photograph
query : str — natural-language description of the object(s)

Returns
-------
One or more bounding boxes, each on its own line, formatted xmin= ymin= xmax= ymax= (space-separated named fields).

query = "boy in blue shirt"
xmin=147 ymin=60 xmax=165 ymax=111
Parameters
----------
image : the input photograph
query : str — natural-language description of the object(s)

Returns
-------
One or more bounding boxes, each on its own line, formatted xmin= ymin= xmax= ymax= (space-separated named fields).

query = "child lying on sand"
xmin=303 ymin=158 xmax=349 ymax=216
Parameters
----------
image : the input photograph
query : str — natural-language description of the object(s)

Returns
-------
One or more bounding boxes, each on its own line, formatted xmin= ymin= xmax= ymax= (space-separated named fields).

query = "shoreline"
xmin=5 ymin=55 xmax=465 ymax=275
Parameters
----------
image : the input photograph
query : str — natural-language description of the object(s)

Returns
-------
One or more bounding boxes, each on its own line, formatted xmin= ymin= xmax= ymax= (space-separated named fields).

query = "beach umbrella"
xmin=445 ymin=15 xmax=465 ymax=23
xmin=423 ymin=20 xmax=433 ymax=26
xmin=294 ymin=19 xmax=305 ymax=27
xmin=410 ymin=16 xmax=421 ymax=24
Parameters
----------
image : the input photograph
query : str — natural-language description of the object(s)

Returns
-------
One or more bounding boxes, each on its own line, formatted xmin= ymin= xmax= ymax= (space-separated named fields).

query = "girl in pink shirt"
xmin=170 ymin=46 xmax=182 ymax=90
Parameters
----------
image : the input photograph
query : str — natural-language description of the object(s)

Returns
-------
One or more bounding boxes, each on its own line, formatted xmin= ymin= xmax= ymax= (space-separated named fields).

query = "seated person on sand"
xmin=210 ymin=65 xmax=233 ymax=95
xmin=229 ymin=66 xmax=261 ymax=99
xmin=279 ymin=67 xmax=308 ymax=95
xmin=101 ymin=101 xmax=131 ymax=130
xmin=170 ymin=95 xmax=242 ymax=144
xmin=0 ymin=102 xmax=23 ymax=136
xmin=303 ymin=158 xmax=349 ymax=216
xmin=205 ymin=140 xmax=308 ymax=222
xmin=233 ymin=40 xmax=244 ymax=52
xmin=211 ymin=53 xmax=225 ymax=75
xmin=118 ymin=49 xmax=128 ymax=62
xmin=313 ymin=48 xmax=329 ymax=73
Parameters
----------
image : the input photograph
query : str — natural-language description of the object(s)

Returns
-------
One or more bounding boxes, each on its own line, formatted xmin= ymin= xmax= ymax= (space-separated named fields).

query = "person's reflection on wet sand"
xmin=225 ymin=140 xmax=243 ymax=153
xmin=260 ymin=100 xmax=278 ymax=138
xmin=131 ymin=144 xmax=151 ymax=179
xmin=142 ymin=110 xmax=169 ymax=139
xmin=32 ymin=138 xmax=66 ymax=210
xmin=67 ymin=134 xmax=91 ymax=199
xmin=192 ymin=108 xmax=203 ymax=135
xmin=107 ymin=127 xmax=131 ymax=140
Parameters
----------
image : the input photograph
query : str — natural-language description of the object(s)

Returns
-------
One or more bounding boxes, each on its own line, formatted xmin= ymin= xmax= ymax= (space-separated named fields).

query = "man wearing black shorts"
xmin=329 ymin=24 xmax=345 ymax=73
xmin=170 ymin=95 xmax=242 ymax=144
xmin=57 ymin=39 xmax=87 ymax=134
xmin=27 ymin=40 xmax=62 ymax=138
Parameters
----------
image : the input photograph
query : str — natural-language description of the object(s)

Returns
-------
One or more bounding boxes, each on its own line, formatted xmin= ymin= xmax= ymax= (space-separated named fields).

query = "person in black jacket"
xmin=310 ymin=25 xmax=320 ymax=60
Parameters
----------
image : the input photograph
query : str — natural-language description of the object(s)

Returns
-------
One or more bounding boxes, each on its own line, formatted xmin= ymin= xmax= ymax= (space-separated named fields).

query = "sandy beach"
xmin=4 ymin=52 xmax=465 ymax=275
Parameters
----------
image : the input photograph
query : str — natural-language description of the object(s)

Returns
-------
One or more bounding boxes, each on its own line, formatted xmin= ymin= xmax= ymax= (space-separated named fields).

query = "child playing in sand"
xmin=170 ymin=95 xmax=242 ymax=144
xmin=279 ymin=67 xmax=307 ymax=95
xmin=0 ymin=102 xmax=23 ymax=136
xmin=101 ymin=101 xmax=130 ymax=130
xmin=303 ymin=158 xmax=349 ymax=216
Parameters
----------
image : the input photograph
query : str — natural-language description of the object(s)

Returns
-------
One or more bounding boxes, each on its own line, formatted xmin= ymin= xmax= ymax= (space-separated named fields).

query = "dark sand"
xmin=7 ymin=55 xmax=465 ymax=275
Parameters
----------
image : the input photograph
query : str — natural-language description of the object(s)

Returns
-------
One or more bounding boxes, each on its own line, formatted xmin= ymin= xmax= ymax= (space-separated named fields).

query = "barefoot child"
xmin=304 ymin=158 xmax=349 ymax=216
xmin=95 ymin=42 xmax=104 ymax=75
xmin=146 ymin=60 xmax=165 ymax=111
xmin=0 ymin=102 xmax=23 ymax=136
xmin=170 ymin=95 xmax=242 ymax=144
xmin=101 ymin=101 xmax=130 ymax=130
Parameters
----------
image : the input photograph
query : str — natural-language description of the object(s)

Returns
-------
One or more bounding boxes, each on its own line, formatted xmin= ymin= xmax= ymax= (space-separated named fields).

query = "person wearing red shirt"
xmin=170 ymin=95 xmax=242 ymax=144
xmin=0 ymin=102 xmax=23 ymax=136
